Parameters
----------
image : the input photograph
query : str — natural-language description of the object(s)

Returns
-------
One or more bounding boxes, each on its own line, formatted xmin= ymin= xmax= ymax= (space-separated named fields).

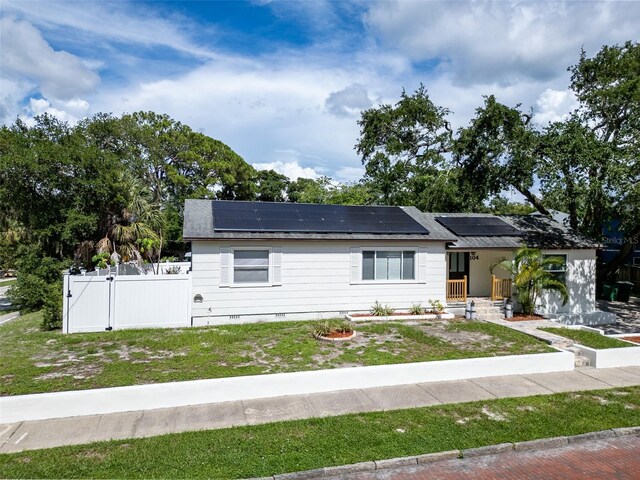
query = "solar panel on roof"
xmin=435 ymin=216 xmax=521 ymax=237
xmin=211 ymin=201 xmax=429 ymax=235
xmin=303 ymin=220 xmax=347 ymax=232
xmin=259 ymin=218 xmax=307 ymax=231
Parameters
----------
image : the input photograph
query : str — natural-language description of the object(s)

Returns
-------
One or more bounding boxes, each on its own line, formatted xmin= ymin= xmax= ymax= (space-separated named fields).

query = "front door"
xmin=449 ymin=252 xmax=469 ymax=293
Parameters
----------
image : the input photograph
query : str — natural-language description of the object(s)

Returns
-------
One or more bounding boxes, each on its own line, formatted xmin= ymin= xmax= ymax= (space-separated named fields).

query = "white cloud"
xmin=365 ymin=1 xmax=640 ymax=85
xmin=325 ymin=83 xmax=373 ymax=117
xmin=534 ymin=89 xmax=578 ymax=126
xmin=335 ymin=166 xmax=365 ymax=182
xmin=23 ymin=97 xmax=87 ymax=124
xmin=2 ymin=0 xmax=217 ymax=60
xmin=0 ymin=16 xmax=100 ymax=100
xmin=92 ymin=57 xmax=371 ymax=179
xmin=252 ymin=161 xmax=320 ymax=180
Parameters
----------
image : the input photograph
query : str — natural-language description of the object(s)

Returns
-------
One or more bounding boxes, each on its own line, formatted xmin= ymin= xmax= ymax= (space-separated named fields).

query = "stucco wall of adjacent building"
xmin=538 ymin=249 xmax=597 ymax=315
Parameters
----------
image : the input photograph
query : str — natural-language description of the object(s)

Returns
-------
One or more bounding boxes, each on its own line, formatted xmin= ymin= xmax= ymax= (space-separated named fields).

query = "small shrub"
xmin=91 ymin=252 xmax=112 ymax=270
xmin=409 ymin=303 xmax=425 ymax=315
xmin=313 ymin=319 xmax=353 ymax=337
xmin=7 ymin=274 xmax=48 ymax=312
xmin=163 ymin=266 xmax=182 ymax=274
xmin=429 ymin=299 xmax=445 ymax=313
xmin=7 ymin=247 xmax=65 ymax=314
xmin=41 ymin=281 xmax=63 ymax=331
xmin=370 ymin=301 xmax=395 ymax=316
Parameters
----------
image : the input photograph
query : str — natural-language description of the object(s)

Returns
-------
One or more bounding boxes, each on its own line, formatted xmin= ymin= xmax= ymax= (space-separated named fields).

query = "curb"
xmin=248 ymin=426 xmax=640 ymax=479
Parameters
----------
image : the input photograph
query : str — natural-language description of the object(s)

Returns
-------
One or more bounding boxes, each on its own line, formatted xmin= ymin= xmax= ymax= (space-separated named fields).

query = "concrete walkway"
xmin=596 ymin=296 xmax=640 ymax=335
xmin=1 ymin=366 xmax=639 ymax=454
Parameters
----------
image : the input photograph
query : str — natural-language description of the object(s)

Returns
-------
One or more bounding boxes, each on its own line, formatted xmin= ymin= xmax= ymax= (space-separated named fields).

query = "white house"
xmin=184 ymin=200 xmax=608 ymax=326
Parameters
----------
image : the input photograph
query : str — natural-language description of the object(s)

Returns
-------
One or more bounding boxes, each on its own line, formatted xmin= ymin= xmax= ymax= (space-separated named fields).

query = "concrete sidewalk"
xmin=1 ymin=366 xmax=639 ymax=454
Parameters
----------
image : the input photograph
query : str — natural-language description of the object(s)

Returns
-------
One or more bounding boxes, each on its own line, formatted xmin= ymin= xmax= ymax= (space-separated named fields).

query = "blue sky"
xmin=2 ymin=0 xmax=640 ymax=184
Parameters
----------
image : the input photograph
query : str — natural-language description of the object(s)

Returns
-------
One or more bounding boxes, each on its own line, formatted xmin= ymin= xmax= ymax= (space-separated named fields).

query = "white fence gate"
xmin=63 ymin=273 xmax=192 ymax=333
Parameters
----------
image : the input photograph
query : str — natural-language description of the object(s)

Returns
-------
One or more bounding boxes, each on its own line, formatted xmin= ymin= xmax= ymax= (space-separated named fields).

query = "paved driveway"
xmin=596 ymin=296 xmax=640 ymax=334
xmin=329 ymin=435 xmax=640 ymax=480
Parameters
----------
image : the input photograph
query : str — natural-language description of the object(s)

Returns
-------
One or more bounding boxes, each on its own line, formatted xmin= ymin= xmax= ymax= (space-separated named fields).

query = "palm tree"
xmin=492 ymin=246 xmax=569 ymax=315
xmin=96 ymin=177 xmax=163 ymax=267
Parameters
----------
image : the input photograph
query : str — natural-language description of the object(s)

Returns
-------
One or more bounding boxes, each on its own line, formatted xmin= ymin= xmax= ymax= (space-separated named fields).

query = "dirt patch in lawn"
xmin=32 ymin=344 xmax=187 ymax=382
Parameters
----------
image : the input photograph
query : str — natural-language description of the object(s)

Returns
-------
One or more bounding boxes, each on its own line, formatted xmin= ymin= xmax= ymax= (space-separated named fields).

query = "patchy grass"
xmin=0 ymin=278 xmax=16 ymax=287
xmin=0 ymin=386 xmax=639 ymax=479
xmin=1 ymin=312 xmax=552 ymax=396
xmin=540 ymin=327 xmax=635 ymax=349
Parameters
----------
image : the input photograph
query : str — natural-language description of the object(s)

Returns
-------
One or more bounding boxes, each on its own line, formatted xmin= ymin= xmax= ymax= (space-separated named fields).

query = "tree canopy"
xmin=1 ymin=41 xmax=637 ymax=285
xmin=356 ymin=41 xmax=640 ymax=279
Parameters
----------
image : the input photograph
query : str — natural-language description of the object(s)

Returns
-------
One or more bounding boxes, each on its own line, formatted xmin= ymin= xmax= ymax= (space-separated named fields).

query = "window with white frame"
xmin=362 ymin=250 xmax=415 ymax=281
xmin=233 ymin=249 xmax=269 ymax=284
xmin=543 ymin=254 xmax=567 ymax=282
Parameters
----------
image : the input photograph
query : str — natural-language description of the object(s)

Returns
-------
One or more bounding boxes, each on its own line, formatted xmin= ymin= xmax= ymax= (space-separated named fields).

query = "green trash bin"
xmin=602 ymin=284 xmax=618 ymax=301
xmin=615 ymin=281 xmax=634 ymax=302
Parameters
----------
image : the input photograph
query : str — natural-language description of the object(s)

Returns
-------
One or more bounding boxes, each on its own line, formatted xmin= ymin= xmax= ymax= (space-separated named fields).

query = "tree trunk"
xmin=514 ymin=185 xmax=551 ymax=215
xmin=155 ymin=233 xmax=163 ymax=275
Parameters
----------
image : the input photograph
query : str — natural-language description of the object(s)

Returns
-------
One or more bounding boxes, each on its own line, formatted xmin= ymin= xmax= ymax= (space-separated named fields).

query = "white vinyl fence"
xmin=63 ymin=272 xmax=192 ymax=333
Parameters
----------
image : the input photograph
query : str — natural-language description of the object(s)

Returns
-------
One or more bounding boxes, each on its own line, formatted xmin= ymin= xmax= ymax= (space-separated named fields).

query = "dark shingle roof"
xmin=183 ymin=200 xmax=599 ymax=249
xmin=422 ymin=212 xmax=599 ymax=249
xmin=183 ymin=200 xmax=455 ymax=241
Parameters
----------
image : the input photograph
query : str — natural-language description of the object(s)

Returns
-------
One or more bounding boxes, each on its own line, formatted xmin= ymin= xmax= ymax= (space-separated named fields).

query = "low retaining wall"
xmin=0 ymin=350 xmax=574 ymax=423
xmin=577 ymin=344 xmax=640 ymax=368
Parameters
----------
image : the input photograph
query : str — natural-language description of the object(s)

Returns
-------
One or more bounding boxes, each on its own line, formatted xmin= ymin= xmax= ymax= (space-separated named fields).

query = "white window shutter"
xmin=418 ymin=247 xmax=427 ymax=283
xmin=220 ymin=247 xmax=231 ymax=287
xmin=272 ymin=247 xmax=282 ymax=285
xmin=350 ymin=247 xmax=360 ymax=283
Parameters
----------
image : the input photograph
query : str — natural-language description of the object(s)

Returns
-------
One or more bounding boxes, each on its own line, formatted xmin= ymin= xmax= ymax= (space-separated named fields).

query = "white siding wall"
xmin=191 ymin=240 xmax=447 ymax=324
xmin=539 ymin=249 xmax=596 ymax=315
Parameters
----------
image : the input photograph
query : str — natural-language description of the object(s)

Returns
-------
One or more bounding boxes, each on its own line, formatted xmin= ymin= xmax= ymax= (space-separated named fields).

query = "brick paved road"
xmin=328 ymin=435 xmax=640 ymax=480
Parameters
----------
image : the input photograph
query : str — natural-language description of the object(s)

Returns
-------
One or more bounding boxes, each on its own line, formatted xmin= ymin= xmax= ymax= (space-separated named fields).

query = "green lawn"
xmin=0 ymin=278 xmax=16 ymax=287
xmin=540 ymin=327 xmax=634 ymax=349
xmin=0 ymin=386 xmax=639 ymax=479
xmin=0 ymin=312 xmax=552 ymax=396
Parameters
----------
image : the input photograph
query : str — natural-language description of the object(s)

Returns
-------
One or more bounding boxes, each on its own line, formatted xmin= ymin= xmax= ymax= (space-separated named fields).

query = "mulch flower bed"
xmin=314 ymin=330 xmax=357 ymax=342
xmin=622 ymin=336 xmax=640 ymax=344
xmin=507 ymin=313 xmax=546 ymax=322
xmin=320 ymin=330 xmax=354 ymax=339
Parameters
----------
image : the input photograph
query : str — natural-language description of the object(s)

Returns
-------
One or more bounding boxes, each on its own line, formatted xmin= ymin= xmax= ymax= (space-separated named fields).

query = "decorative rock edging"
xmin=312 ymin=331 xmax=357 ymax=343
xmin=252 ymin=427 xmax=640 ymax=480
